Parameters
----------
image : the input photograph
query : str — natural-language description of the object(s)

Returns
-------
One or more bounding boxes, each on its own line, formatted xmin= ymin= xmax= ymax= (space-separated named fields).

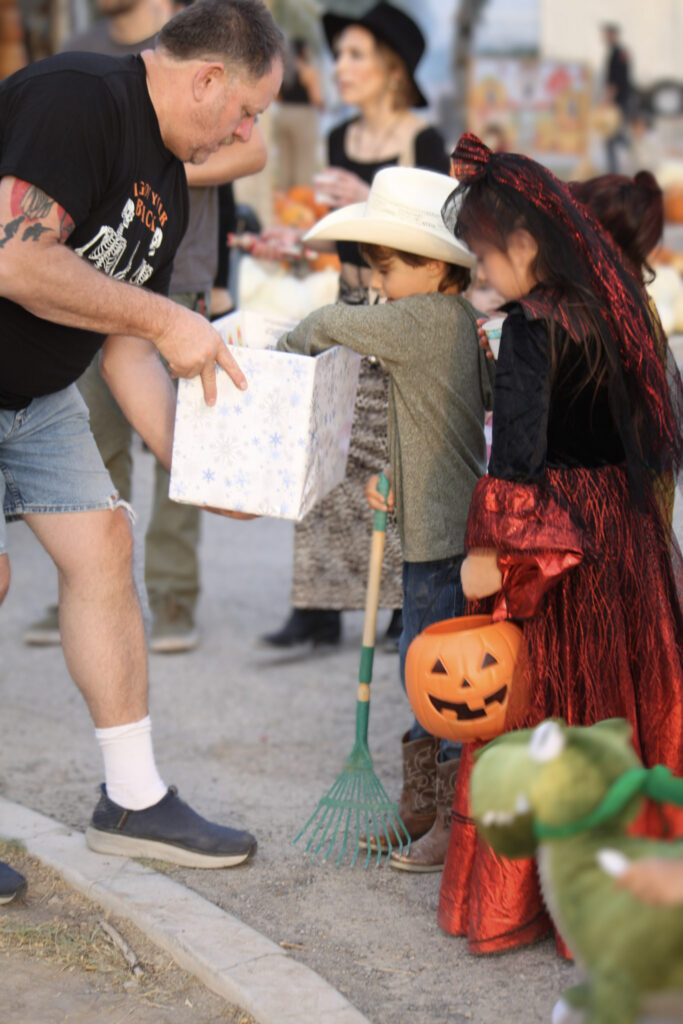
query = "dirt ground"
xmin=1 ymin=840 xmax=257 ymax=1024
xmin=2 ymin=446 xmax=682 ymax=1024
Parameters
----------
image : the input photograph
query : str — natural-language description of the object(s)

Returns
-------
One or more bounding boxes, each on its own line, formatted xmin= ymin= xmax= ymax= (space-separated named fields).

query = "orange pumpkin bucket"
xmin=405 ymin=614 xmax=528 ymax=743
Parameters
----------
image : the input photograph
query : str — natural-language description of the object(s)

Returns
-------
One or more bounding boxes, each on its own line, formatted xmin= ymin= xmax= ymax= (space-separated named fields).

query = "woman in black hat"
xmin=315 ymin=1 xmax=448 ymax=237
xmin=263 ymin=7 xmax=451 ymax=830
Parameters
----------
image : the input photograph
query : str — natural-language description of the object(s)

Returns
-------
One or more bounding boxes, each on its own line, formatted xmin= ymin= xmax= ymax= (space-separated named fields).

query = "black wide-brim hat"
xmin=322 ymin=1 xmax=429 ymax=108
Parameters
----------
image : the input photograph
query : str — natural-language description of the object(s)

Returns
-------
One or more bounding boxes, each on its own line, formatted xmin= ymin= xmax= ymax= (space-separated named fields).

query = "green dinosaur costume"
xmin=470 ymin=719 xmax=683 ymax=1024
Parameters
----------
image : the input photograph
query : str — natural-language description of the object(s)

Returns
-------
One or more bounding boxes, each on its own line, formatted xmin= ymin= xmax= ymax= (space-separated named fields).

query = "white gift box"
xmin=169 ymin=310 xmax=361 ymax=520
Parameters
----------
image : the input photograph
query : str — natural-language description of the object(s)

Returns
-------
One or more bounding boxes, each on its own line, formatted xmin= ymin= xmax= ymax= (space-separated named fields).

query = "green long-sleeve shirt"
xmin=277 ymin=292 xmax=494 ymax=562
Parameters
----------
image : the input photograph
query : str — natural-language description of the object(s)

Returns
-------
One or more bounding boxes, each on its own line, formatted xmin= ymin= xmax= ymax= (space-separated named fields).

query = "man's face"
xmin=183 ymin=59 xmax=282 ymax=165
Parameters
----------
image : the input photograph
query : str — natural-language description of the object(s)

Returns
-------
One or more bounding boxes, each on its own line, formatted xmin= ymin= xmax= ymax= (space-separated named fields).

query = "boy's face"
xmin=369 ymin=254 xmax=442 ymax=301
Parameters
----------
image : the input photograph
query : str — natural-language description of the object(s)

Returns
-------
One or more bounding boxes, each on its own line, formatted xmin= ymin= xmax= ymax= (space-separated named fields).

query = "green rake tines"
xmin=293 ymin=473 xmax=410 ymax=867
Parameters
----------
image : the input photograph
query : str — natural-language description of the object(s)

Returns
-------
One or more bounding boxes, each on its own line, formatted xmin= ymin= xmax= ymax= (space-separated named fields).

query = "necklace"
xmin=351 ymin=113 xmax=408 ymax=162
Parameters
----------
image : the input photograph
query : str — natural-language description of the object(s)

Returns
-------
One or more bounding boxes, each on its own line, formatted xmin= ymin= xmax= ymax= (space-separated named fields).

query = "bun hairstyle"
xmin=568 ymin=172 xmax=663 ymax=282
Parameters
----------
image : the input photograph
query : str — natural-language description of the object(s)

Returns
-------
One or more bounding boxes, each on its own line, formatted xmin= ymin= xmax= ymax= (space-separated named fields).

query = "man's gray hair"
xmin=159 ymin=0 xmax=285 ymax=79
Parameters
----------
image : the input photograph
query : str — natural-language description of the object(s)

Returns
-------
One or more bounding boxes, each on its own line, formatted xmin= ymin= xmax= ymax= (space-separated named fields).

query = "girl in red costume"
xmin=437 ymin=133 xmax=683 ymax=954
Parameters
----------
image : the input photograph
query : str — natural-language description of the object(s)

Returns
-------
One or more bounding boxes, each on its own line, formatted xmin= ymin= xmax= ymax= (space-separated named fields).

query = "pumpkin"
xmin=405 ymin=614 xmax=528 ymax=743
xmin=663 ymin=184 xmax=683 ymax=225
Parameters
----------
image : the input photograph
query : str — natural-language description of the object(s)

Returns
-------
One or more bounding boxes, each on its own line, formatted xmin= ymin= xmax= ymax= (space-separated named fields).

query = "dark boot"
xmin=260 ymin=608 xmax=341 ymax=647
xmin=363 ymin=731 xmax=439 ymax=851
xmin=389 ymin=753 xmax=460 ymax=872
xmin=381 ymin=608 xmax=403 ymax=653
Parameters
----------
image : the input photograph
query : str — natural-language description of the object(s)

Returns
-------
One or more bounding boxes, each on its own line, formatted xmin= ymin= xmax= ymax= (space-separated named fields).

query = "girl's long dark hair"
xmin=443 ymin=133 xmax=682 ymax=504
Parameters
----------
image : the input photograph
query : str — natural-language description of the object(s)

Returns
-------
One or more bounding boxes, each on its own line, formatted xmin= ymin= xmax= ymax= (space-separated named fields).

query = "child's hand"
xmin=461 ymin=548 xmax=503 ymax=599
xmin=234 ymin=225 xmax=306 ymax=262
xmin=617 ymin=858 xmax=683 ymax=906
xmin=477 ymin=316 xmax=505 ymax=361
xmin=477 ymin=317 xmax=494 ymax=359
xmin=365 ymin=473 xmax=394 ymax=512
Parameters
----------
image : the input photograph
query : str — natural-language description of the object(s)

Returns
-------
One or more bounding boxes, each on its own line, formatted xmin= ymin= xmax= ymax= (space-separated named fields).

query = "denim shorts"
xmin=0 ymin=384 xmax=118 ymax=555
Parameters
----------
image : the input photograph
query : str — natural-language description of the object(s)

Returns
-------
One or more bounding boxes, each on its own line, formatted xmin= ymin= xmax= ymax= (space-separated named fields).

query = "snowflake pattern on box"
xmin=169 ymin=313 xmax=360 ymax=520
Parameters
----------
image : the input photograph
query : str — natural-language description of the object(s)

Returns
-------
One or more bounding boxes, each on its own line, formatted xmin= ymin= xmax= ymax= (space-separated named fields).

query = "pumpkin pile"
xmin=272 ymin=185 xmax=341 ymax=273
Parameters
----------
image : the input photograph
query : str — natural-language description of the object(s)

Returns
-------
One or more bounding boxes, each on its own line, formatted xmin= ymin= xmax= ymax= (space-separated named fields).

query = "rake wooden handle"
xmin=358 ymin=472 xmax=390 ymax=700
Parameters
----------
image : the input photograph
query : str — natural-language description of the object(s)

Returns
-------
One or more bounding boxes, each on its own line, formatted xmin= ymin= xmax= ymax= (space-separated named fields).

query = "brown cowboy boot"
xmin=363 ymin=731 xmax=438 ymax=852
xmin=388 ymin=753 xmax=460 ymax=872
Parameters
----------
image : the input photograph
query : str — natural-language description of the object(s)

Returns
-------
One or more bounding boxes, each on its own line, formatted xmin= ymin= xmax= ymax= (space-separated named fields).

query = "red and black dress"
xmin=438 ymin=300 xmax=683 ymax=954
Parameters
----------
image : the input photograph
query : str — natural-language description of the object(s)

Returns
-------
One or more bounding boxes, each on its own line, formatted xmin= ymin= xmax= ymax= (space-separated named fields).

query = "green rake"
xmin=293 ymin=473 xmax=410 ymax=867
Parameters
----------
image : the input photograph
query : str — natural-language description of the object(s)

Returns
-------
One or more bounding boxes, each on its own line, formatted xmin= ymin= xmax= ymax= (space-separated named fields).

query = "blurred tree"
xmin=451 ymin=0 xmax=489 ymax=139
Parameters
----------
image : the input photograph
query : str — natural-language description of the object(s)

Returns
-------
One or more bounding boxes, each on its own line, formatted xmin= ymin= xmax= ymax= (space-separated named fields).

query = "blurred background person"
xmin=260 ymin=1 xmax=449 ymax=652
xmin=273 ymin=35 xmax=324 ymax=192
xmin=23 ymin=0 xmax=267 ymax=653
xmin=602 ymin=22 xmax=637 ymax=173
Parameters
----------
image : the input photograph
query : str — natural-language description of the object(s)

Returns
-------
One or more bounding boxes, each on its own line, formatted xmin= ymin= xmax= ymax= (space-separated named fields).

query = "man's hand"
xmin=205 ymin=506 xmax=260 ymax=520
xmin=152 ymin=303 xmax=247 ymax=405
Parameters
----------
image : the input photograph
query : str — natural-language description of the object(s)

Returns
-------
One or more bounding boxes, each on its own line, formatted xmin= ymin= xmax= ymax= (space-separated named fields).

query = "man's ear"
xmin=192 ymin=62 xmax=226 ymax=101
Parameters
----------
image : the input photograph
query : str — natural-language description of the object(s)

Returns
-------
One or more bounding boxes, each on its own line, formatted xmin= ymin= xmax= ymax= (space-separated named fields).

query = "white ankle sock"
xmin=95 ymin=715 xmax=168 ymax=811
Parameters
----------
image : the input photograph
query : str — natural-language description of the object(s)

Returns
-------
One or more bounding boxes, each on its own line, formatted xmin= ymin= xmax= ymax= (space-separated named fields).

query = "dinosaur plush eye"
xmin=405 ymin=615 xmax=527 ymax=743
xmin=529 ymin=720 xmax=565 ymax=763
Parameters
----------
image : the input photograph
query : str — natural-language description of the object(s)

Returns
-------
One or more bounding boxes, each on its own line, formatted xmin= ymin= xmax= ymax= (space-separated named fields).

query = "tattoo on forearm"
xmin=18 ymin=186 xmax=53 ymax=220
xmin=0 ymin=216 xmax=23 ymax=248
xmin=3 ymin=179 xmax=75 ymax=245
xmin=22 ymin=222 xmax=52 ymax=242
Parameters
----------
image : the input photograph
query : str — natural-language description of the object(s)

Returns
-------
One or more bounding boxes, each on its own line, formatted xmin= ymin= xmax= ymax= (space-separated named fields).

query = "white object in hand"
xmin=313 ymin=172 xmax=339 ymax=206
xmin=483 ymin=316 xmax=505 ymax=359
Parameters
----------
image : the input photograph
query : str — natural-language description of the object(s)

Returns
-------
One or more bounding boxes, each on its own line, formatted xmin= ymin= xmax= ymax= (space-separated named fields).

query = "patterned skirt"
xmin=291 ymin=357 xmax=403 ymax=610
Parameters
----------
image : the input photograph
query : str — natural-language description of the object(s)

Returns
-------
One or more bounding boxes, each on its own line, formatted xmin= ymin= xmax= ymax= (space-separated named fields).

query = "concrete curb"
xmin=0 ymin=797 xmax=370 ymax=1024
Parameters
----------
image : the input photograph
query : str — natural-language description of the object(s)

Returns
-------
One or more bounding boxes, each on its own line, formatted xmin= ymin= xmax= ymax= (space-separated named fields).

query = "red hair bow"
xmin=450 ymin=132 xmax=492 ymax=183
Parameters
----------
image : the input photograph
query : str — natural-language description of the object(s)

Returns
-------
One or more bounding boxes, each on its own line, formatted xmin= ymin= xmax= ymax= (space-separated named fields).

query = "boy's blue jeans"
xmin=399 ymin=556 xmax=465 ymax=762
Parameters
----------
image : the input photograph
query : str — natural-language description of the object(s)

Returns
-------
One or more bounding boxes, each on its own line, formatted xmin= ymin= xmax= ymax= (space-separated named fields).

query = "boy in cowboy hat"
xmin=276 ymin=165 xmax=494 ymax=872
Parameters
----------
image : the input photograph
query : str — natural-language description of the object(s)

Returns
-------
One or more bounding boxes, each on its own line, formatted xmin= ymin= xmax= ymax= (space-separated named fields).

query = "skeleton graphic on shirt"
xmin=74 ymin=199 xmax=161 ymax=284
xmin=127 ymin=226 xmax=163 ymax=286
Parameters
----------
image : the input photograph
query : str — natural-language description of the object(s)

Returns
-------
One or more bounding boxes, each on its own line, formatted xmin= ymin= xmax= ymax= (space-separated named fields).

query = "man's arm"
xmin=183 ymin=125 xmax=267 ymax=188
xmin=100 ymin=333 xmax=257 ymax=519
xmin=0 ymin=176 xmax=246 ymax=404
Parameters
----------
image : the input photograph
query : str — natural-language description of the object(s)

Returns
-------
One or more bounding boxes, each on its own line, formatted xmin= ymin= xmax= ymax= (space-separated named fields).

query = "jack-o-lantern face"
xmin=405 ymin=615 xmax=527 ymax=743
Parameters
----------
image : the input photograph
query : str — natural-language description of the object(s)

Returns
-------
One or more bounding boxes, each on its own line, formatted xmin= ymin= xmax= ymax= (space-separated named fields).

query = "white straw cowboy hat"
xmin=303 ymin=166 xmax=476 ymax=268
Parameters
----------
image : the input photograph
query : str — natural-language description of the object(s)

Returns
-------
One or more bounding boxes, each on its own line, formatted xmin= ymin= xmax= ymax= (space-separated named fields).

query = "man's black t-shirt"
xmin=0 ymin=52 xmax=188 ymax=408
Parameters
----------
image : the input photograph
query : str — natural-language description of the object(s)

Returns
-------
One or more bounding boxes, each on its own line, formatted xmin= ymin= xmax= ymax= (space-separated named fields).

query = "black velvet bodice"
xmin=489 ymin=304 xmax=625 ymax=482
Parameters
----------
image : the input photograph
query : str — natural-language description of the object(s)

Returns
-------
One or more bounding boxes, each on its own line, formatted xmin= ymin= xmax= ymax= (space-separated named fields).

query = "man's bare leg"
xmin=22 ymin=506 xmax=256 ymax=867
xmin=25 ymin=506 xmax=147 ymax=727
